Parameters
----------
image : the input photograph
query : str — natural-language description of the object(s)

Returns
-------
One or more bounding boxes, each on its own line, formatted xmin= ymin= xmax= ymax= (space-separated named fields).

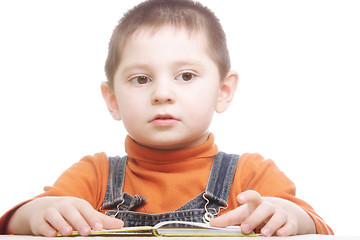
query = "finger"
xmin=260 ymin=209 xmax=287 ymax=237
xmin=210 ymin=205 xmax=249 ymax=227
xmin=31 ymin=217 xmax=58 ymax=237
xmin=276 ymin=219 xmax=297 ymax=237
xmin=60 ymin=204 xmax=91 ymax=236
xmin=241 ymin=201 xmax=275 ymax=234
xmin=98 ymin=213 xmax=124 ymax=229
xmin=237 ymin=190 xmax=262 ymax=211
xmin=42 ymin=207 xmax=73 ymax=236
xmin=75 ymin=202 xmax=104 ymax=231
xmin=79 ymin=204 xmax=124 ymax=230
xmin=211 ymin=191 xmax=263 ymax=228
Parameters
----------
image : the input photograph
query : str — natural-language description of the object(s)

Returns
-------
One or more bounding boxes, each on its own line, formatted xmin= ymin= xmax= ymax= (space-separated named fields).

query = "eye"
xmin=130 ymin=75 xmax=151 ymax=85
xmin=175 ymin=72 xmax=195 ymax=82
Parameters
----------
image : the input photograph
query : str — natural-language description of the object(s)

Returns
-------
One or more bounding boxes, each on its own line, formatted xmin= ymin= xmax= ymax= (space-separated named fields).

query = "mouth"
xmin=150 ymin=114 xmax=179 ymax=126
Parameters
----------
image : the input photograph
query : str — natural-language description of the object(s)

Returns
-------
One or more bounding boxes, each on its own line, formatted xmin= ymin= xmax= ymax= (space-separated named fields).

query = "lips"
xmin=150 ymin=114 xmax=179 ymax=126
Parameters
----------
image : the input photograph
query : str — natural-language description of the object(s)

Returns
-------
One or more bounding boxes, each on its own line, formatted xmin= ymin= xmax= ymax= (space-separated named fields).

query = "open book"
xmin=57 ymin=220 xmax=259 ymax=237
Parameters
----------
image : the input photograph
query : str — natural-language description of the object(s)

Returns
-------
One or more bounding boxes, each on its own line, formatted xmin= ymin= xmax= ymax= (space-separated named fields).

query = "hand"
xmin=8 ymin=196 xmax=124 ymax=237
xmin=210 ymin=190 xmax=316 ymax=236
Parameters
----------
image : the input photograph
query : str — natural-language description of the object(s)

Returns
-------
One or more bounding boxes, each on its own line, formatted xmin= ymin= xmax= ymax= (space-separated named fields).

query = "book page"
xmin=153 ymin=220 xmax=258 ymax=237
xmin=57 ymin=220 xmax=259 ymax=237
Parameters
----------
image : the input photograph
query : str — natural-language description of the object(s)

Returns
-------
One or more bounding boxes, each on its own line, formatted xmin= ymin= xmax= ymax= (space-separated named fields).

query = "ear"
xmin=101 ymin=82 xmax=121 ymax=121
xmin=216 ymin=70 xmax=239 ymax=113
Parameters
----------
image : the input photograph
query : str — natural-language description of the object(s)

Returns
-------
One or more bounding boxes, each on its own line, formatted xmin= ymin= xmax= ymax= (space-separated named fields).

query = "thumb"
xmin=98 ymin=213 xmax=124 ymax=230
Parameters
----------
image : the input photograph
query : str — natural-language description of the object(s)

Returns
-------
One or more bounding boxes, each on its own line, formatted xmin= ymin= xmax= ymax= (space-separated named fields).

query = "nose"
xmin=151 ymin=80 xmax=176 ymax=105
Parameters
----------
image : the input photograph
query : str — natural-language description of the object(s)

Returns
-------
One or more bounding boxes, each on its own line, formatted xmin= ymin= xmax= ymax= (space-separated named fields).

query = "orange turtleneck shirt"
xmin=0 ymin=134 xmax=333 ymax=234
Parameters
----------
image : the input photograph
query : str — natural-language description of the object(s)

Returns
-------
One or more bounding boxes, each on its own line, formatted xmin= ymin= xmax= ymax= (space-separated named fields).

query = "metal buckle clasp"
xmin=202 ymin=193 xmax=228 ymax=223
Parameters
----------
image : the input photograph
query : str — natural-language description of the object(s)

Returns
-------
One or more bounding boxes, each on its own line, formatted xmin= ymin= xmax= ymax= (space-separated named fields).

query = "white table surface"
xmin=1 ymin=235 xmax=360 ymax=240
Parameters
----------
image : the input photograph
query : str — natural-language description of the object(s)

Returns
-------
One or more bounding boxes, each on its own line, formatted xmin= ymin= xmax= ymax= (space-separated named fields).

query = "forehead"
xmin=128 ymin=25 xmax=208 ymax=47
xmin=122 ymin=25 xmax=213 ymax=62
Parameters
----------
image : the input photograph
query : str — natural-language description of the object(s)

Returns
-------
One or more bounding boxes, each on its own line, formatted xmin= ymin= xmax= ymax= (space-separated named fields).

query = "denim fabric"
xmin=101 ymin=151 xmax=239 ymax=227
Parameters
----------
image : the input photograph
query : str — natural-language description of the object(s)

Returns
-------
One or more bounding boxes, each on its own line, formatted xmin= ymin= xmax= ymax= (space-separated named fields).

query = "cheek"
xmin=116 ymin=93 xmax=142 ymax=120
xmin=182 ymin=89 xmax=218 ymax=118
xmin=118 ymin=103 xmax=143 ymax=134
xmin=118 ymin=99 xmax=144 ymax=119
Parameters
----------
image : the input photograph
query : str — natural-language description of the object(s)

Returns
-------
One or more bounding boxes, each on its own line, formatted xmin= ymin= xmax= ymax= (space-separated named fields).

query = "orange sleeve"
xmin=225 ymin=153 xmax=333 ymax=235
xmin=0 ymin=153 xmax=109 ymax=234
xmin=38 ymin=152 xmax=109 ymax=210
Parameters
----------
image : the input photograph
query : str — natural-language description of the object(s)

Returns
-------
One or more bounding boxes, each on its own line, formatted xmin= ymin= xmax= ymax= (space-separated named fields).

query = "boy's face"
xmin=102 ymin=26 xmax=237 ymax=149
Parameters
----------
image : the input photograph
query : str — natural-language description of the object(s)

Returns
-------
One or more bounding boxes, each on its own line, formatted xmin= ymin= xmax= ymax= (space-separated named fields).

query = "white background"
xmin=0 ymin=0 xmax=359 ymax=236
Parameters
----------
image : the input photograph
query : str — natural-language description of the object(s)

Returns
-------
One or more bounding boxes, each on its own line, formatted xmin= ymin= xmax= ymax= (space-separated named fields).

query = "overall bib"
xmin=101 ymin=151 xmax=239 ymax=227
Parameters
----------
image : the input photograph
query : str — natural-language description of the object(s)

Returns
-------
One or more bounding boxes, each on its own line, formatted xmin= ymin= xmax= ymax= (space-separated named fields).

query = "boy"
xmin=0 ymin=0 xmax=333 ymax=237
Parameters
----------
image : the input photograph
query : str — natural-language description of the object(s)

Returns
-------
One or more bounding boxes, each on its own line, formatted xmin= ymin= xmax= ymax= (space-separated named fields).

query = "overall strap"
xmin=102 ymin=156 xmax=129 ymax=210
xmin=102 ymin=156 xmax=146 ymax=212
xmin=177 ymin=151 xmax=239 ymax=223
xmin=204 ymin=151 xmax=240 ymax=207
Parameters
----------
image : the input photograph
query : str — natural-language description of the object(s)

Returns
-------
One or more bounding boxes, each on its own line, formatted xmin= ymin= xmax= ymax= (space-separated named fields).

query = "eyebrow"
xmin=121 ymin=60 xmax=206 ymax=74
xmin=172 ymin=60 xmax=205 ymax=68
xmin=120 ymin=63 xmax=152 ymax=77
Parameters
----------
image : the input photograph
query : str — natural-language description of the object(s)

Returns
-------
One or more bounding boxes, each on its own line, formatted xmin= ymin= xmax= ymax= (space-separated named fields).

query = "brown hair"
xmin=105 ymin=0 xmax=230 ymax=88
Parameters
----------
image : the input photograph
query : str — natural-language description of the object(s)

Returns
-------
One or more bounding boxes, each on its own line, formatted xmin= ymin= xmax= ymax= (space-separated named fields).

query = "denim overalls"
xmin=100 ymin=151 xmax=239 ymax=227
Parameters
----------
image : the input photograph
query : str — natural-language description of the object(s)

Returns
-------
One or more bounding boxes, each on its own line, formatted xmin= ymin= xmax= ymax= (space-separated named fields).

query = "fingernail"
xmin=60 ymin=225 xmax=72 ymax=235
xmin=237 ymin=195 xmax=245 ymax=203
xmin=45 ymin=229 xmax=58 ymax=237
xmin=80 ymin=226 xmax=91 ymax=236
xmin=277 ymin=229 xmax=285 ymax=236
xmin=241 ymin=223 xmax=250 ymax=233
xmin=93 ymin=222 xmax=103 ymax=231
xmin=262 ymin=227 xmax=271 ymax=236
xmin=209 ymin=218 xmax=219 ymax=227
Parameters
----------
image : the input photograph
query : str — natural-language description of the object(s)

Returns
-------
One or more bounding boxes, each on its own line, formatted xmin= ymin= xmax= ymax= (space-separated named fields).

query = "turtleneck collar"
xmin=125 ymin=133 xmax=218 ymax=164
